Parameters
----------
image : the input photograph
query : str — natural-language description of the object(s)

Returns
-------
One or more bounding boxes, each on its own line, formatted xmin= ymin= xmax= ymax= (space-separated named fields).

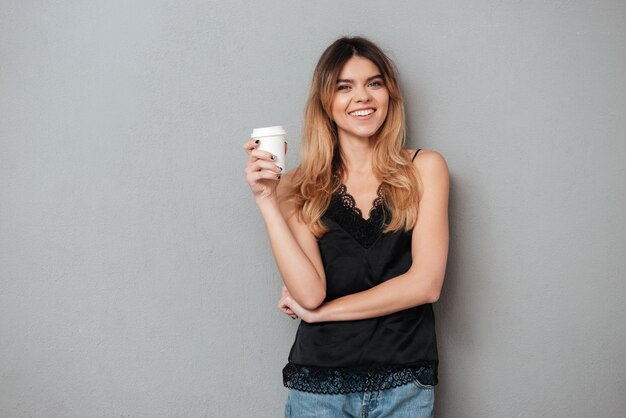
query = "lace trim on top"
xmin=283 ymin=361 xmax=438 ymax=394
xmin=326 ymin=173 xmax=389 ymax=248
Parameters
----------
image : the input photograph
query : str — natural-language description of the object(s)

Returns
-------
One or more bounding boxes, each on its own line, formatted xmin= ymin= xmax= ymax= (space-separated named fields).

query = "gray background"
xmin=1 ymin=1 xmax=625 ymax=417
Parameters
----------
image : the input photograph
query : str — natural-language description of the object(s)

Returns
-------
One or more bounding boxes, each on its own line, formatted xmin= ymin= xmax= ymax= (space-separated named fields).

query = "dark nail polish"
xmin=279 ymin=167 xmax=283 ymax=171
xmin=254 ymin=139 xmax=259 ymax=144
xmin=277 ymin=174 xmax=281 ymax=180
xmin=271 ymin=155 xmax=277 ymax=161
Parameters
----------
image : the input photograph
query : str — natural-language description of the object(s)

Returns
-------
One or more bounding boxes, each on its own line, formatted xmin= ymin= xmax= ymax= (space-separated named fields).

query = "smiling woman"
xmin=243 ymin=36 xmax=449 ymax=418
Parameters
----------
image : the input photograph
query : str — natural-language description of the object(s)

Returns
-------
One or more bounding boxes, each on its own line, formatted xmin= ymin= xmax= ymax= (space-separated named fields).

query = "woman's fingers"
xmin=243 ymin=139 xmax=259 ymax=154
xmin=248 ymin=148 xmax=279 ymax=163
xmin=277 ymin=294 xmax=289 ymax=309
xmin=246 ymin=169 xmax=281 ymax=185
xmin=244 ymin=139 xmax=280 ymax=162
xmin=279 ymin=286 xmax=296 ymax=318
xmin=277 ymin=294 xmax=298 ymax=319
xmin=245 ymin=157 xmax=282 ymax=187
xmin=281 ymin=307 xmax=297 ymax=318
xmin=246 ymin=158 xmax=282 ymax=174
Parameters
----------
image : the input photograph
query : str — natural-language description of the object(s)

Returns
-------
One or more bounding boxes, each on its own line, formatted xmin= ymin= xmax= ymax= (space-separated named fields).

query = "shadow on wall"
xmin=432 ymin=169 xmax=489 ymax=416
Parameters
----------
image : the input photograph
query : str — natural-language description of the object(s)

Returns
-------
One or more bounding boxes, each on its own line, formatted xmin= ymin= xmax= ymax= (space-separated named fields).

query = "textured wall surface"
xmin=1 ymin=1 xmax=625 ymax=417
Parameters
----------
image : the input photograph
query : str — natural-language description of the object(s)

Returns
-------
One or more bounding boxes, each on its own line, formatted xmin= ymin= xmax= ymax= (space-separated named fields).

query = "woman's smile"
xmin=348 ymin=107 xmax=377 ymax=118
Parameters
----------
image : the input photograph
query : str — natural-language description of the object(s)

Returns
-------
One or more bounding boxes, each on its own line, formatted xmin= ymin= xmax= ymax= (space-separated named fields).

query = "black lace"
xmin=325 ymin=173 xmax=389 ymax=248
xmin=283 ymin=361 xmax=438 ymax=394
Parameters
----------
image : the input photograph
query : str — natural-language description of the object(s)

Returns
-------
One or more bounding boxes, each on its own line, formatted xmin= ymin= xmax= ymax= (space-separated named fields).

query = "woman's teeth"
xmin=349 ymin=109 xmax=375 ymax=116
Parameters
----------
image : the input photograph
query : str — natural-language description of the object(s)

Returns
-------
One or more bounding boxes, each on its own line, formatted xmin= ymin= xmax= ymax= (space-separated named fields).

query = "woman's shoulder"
xmin=402 ymin=148 xmax=449 ymax=202
xmin=406 ymin=147 xmax=449 ymax=192
xmin=404 ymin=148 xmax=449 ymax=188
xmin=403 ymin=148 xmax=447 ymax=166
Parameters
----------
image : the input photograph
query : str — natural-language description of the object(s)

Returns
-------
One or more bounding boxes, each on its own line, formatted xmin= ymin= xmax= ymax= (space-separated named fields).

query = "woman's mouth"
xmin=348 ymin=108 xmax=376 ymax=118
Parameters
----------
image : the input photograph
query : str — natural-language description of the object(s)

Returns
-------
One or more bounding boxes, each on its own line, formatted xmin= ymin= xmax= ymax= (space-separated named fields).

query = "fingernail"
xmin=254 ymin=139 xmax=259 ymax=144
xmin=277 ymin=174 xmax=281 ymax=180
xmin=279 ymin=167 xmax=283 ymax=171
xmin=271 ymin=154 xmax=277 ymax=161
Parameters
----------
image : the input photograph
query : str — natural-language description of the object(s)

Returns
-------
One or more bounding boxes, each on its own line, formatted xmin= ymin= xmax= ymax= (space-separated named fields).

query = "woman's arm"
xmin=244 ymin=139 xmax=326 ymax=309
xmin=279 ymin=149 xmax=448 ymax=322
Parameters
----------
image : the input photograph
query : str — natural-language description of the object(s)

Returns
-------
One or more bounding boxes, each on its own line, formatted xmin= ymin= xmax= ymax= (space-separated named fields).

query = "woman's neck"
xmin=337 ymin=135 xmax=375 ymax=176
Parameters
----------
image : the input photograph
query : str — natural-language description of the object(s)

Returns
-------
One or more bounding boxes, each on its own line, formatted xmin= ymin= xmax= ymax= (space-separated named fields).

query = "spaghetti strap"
xmin=412 ymin=149 xmax=421 ymax=161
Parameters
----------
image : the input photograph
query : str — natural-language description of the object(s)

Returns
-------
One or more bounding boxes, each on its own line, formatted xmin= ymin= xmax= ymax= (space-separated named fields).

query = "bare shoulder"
xmin=403 ymin=148 xmax=449 ymax=174
xmin=411 ymin=149 xmax=448 ymax=172
xmin=407 ymin=149 xmax=449 ymax=200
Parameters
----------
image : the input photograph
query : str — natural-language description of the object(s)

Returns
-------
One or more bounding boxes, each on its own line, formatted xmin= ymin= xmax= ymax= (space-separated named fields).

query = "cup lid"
xmin=251 ymin=125 xmax=286 ymax=138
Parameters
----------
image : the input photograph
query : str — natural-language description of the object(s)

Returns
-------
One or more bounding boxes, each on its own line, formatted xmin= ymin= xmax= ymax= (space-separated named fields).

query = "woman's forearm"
xmin=312 ymin=269 xmax=440 ymax=322
xmin=256 ymin=196 xmax=325 ymax=309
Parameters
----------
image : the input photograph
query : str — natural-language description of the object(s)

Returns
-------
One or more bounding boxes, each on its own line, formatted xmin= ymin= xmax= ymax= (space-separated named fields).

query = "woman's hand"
xmin=277 ymin=285 xmax=298 ymax=319
xmin=243 ymin=139 xmax=287 ymax=200
xmin=277 ymin=285 xmax=320 ymax=323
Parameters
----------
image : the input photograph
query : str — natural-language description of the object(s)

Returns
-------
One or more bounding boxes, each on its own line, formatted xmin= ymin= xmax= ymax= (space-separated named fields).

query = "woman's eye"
xmin=337 ymin=85 xmax=350 ymax=91
xmin=368 ymin=80 xmax=383 ymax=87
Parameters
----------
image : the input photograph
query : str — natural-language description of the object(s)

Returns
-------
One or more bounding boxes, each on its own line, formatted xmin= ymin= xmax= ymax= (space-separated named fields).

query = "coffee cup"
xmin=251 ymin=126 xmax=287 ymax=173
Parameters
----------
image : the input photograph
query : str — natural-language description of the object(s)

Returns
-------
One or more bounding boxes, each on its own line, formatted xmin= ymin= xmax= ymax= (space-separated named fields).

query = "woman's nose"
xmin=353 ymin=87 xmax=372 ymax=103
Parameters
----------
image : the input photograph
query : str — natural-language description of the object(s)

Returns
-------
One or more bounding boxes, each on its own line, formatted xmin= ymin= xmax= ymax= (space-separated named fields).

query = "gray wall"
xmin=1 ymin=1 xmax=625 ymax=417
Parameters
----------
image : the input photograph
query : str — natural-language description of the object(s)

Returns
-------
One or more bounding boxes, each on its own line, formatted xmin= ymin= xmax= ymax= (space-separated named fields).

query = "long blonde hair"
xmin=285 ymin=36 xmax=421 ymax=237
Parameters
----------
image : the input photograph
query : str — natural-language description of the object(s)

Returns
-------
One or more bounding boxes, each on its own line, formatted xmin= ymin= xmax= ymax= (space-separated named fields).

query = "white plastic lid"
xmin=251 ymin=125 xmax=286 ymax=138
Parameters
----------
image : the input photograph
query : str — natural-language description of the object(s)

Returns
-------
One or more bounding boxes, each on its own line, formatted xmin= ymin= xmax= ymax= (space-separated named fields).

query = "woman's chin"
xmin=338 ymin=126 xmax=384 ymax=141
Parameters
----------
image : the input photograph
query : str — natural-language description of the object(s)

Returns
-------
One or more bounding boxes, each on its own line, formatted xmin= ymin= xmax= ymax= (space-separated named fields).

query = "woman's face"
xmin=330 ymin=55 xmax=390 ymax=142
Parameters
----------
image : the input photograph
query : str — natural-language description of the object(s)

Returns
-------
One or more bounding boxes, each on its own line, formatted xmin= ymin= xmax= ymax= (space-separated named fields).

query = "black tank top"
xmin=282 ymin=149 xmax=439 ymax=394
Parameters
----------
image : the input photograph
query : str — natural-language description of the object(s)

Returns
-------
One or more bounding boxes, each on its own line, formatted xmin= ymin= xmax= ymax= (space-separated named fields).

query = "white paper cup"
xmin=251 ymin=125 xmax=286 ymax=173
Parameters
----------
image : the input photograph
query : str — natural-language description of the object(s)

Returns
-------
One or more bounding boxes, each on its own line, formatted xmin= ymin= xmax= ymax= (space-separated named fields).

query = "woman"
xmin=243 ymin=36 xmax=449 ymax=418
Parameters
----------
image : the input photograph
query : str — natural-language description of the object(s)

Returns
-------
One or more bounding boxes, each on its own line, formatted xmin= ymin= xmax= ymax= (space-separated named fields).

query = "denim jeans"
xmin=284 ymin=380 xmax=435 ymax=418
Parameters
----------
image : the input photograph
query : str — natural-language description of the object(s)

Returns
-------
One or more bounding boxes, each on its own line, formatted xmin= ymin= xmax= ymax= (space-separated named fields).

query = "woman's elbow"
xmin=414 ymin=274 xmax=442 ymax=304
xmin=426 ymin=289 xmax=441 ymax=304
xmin=300 ymin=290 xmax=326 ymax=310
xmin=426 ymin=279 xmax=444 ymax=303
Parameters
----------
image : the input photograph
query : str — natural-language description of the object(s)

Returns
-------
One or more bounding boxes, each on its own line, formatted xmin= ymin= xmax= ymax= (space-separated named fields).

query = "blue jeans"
xmin=284 ymin=381 xmax=435 ymax=418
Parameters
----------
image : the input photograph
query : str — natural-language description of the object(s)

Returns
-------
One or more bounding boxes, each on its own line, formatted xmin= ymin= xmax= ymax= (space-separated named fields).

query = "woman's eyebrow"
xmin=336 ymin=74 xmax=384 ymax=83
